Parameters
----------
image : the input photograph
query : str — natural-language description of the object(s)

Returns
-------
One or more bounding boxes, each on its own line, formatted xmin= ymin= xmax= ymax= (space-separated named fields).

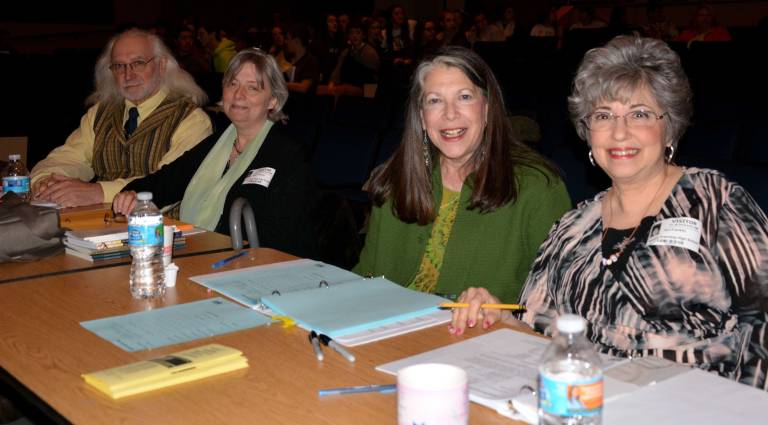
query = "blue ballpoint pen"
xmin=318 ymin=384 xmax=397 ymax=397
xmin=211 ymin=251 xmax=247 ymax=269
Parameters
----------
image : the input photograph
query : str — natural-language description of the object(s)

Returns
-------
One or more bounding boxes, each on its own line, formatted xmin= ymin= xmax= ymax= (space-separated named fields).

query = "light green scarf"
xmin=179 ymin=121 xmax=274 ymax=230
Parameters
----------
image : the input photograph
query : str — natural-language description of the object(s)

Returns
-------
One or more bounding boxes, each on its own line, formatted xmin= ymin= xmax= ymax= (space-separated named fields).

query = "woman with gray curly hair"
xmin=514 ymin=35 xmax=768 ymax=389
xmin=112 ymin=48 xmax=319 ymax=258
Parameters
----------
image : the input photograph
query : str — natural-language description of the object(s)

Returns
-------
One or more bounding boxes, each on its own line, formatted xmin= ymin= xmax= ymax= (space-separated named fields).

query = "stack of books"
xmin=64 ymin=226 xmax=186 ymax=262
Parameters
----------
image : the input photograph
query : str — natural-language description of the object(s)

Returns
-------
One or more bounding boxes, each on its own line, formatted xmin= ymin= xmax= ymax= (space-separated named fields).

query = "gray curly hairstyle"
xmin=221 ymin=48 xmax=288 ymax=123
xmin=87 ymin=28 xmax=207 ymax=107
xmin=568 ymin=35 xmax=692 ymax=148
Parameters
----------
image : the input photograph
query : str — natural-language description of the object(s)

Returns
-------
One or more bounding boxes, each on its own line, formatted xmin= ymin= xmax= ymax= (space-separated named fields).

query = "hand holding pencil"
xmin=448 ymin=286 xmax=518 ymax=336
xmin=440 ymin=302 xmax=525 ymax=311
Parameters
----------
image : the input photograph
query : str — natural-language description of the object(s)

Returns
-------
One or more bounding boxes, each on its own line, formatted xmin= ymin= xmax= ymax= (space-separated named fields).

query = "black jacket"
xmin=124 ymin=122 xmax=319 ymax=259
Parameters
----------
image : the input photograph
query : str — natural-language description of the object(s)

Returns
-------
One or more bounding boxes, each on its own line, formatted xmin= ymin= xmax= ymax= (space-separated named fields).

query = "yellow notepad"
xmin=82 ymin=344 xmax=248 ymax=399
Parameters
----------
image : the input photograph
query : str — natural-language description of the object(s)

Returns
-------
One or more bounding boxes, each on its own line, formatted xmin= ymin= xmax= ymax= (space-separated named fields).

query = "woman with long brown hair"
xmin=353 ymin=46 xmax=570 ymax=334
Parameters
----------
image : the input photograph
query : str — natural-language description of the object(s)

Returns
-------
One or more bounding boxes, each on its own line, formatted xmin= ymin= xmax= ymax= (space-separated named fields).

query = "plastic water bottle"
xmin=538 ymin=314 xmax=603 ymax=425
xmin=2 ymin=154 xmax=30 ymax=201
xmin=128 ymin=192 xmax=165 ymax=298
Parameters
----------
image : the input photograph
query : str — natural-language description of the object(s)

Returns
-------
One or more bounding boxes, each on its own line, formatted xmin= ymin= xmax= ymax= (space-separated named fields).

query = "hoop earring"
xmin=665 ymin=145 xmax=675 ymax=163
xmin=422 ymin=130 xmax=432 ymax=170
xmin=588 ymin=150 xmax=596 ymax=167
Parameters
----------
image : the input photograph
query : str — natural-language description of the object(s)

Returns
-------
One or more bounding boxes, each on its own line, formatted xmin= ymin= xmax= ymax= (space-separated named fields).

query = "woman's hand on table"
xmin=449 ymin=287 xmax=511 ymax=336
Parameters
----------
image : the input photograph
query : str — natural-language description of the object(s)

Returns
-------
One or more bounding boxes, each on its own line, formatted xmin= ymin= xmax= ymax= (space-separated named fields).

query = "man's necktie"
xmin=124 ymin=107 xmax=139 ymax=138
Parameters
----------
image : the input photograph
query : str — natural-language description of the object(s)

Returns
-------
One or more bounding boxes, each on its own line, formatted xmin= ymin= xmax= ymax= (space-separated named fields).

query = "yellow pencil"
xmin=439 ymin=303 xmax=526 ymax=311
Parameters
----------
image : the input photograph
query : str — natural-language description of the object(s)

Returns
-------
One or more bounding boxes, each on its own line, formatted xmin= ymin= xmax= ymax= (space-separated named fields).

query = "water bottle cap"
xmin=556 ymin=314 xmax=586 ymax=334
xmin=136 ymin=192 xmax=153 ymax=201
xmin=8 ymin=154 xmax=20 ymax=161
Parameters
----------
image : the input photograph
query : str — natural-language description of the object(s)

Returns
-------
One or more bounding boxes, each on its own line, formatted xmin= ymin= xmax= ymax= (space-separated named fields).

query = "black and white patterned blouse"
xmin=520 ymin=168 xmax=768 ymax=390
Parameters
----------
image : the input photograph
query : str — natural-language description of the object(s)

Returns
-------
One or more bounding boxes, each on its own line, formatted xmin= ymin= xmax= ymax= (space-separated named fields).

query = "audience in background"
xmin=197 ymin=24 xmax=237 ymax=73
xmin=644 ymin=5 xmax=679 ymax=41
xmin=384 ymin=4 xmax=413 ymax=53
xmin=174 ymin=25 xmax=211 ymax=79
xmin=328 ymin=20 xmax=380 ymax=96
xmin=677 ymin=4 xmax=732 ymax=43
xmin=268 ymin=24 xmax=291 ymax=74
xmin=31 ymin=28 xmax=211 ymax=207
xmin=413 ymin=19 xmax=441 ymax=60
xmin=338 ymin=13 xmax=351 ymax=36
xmin=499 ymin=5 xmax=517 ymax=39
xmin=437 ymin=10 xmax=470 ymax=48
xmin=311 ymin=14 xmax=343 ymax=84
xmin=570 ymin=6 xmax=607 ymax=29
xmin=530 ymin=8 xmax=557 ymax=37
xmin=366 ymin=18 xmax=385 ymax=53
xmin=282 ymin=24 xmax=320 ymax=94
xmin=468 ymin=12 xmax=505 ymax=45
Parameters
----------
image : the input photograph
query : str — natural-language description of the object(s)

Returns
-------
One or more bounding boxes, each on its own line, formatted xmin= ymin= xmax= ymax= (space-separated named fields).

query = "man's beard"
xmin=120 ymin=73 xmax=163 ymax=103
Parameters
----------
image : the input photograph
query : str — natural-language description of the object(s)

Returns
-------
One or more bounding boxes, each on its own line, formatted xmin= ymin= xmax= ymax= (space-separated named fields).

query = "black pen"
xmin=309 ymin=331 xmax=324 ymax=361
xmin=319 ymin=334 xmax=355 ymax=362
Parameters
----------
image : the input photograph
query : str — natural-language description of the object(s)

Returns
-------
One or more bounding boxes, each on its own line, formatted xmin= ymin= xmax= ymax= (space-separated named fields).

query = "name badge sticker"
xmin=242 ymin=167 xmax=276 ymax=188
xmin=647 ymin=217 xmax=702 ymax=253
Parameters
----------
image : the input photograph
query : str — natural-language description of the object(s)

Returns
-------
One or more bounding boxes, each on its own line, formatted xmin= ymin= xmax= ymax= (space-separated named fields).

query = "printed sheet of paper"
xmin=377 ymin=329 xmax=547 ymax=401
xmin=81 ymin=298 xmax=273 ymax=352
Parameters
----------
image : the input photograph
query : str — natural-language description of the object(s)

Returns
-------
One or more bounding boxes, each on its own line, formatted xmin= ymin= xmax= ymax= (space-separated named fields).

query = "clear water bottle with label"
xmin=128 ymin=192 xmax=165 ymax=298
xmin=2 ymin=154 xmax=31 ymax=201
xmin=538 ymin=314 xmax=603 ymax=425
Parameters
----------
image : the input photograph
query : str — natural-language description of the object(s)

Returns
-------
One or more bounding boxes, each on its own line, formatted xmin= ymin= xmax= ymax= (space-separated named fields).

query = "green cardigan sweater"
xmin=353 ymin=164 xmax=571 ymax=303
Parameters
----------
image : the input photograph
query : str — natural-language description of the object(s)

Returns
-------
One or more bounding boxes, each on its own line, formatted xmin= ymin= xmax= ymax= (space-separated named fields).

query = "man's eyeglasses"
xmin=584 ymin=110 xmax=665 ymax=132
xmin=108 ymin=57 xmax=155 ymax=74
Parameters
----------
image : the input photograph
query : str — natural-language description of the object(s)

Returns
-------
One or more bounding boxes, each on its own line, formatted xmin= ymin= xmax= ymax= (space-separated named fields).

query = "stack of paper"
xmin=65 ymin=226 xmax=129 ymax=249
xmin=65 ymin=227 xmax=186 ymax=262
xmin=82 ymin=344 xmax=248 ymax=399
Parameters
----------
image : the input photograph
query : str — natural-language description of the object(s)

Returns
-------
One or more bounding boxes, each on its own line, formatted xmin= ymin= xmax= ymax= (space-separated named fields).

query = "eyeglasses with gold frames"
xmin=584 ymin=109 xmax=665 ymax=132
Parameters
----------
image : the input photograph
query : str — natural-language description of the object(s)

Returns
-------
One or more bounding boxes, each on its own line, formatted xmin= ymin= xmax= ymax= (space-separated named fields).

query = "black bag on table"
xmin=0 ymin=192 xmax=64 ymax=262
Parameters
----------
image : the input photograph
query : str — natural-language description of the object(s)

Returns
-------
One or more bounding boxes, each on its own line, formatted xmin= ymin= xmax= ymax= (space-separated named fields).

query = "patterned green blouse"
xmin=409 ymin=187 xmax=461 ymax=293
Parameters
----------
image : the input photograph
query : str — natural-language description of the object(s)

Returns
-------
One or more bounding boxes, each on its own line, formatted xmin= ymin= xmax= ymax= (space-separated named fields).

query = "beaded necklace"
xmin=601 ymin=167 xmax=667 ymax=266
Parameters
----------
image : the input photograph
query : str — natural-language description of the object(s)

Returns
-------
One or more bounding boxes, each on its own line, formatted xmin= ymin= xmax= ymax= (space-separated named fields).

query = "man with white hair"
xmin=31 ymin=28 xmax=212 ymax=207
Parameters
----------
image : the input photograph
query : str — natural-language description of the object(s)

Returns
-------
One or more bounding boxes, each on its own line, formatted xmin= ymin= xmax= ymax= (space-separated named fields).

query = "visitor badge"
xmin=243 ymin=167 xmax=276 ymax=188
xmin=646 ymin=217 xmax=701 ymax=253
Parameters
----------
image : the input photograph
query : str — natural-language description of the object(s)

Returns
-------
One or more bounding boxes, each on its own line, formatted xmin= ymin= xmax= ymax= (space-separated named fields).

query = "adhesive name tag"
xmin=647 ymin=217 xmax=701 ymax=253
xmin=242 ymin=167 xmax=276 ymax=187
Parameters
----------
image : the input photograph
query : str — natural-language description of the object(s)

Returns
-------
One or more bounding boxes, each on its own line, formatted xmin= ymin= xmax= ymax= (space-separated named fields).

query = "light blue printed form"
xmin=80 ymin=298 xmax=273 ymax=352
